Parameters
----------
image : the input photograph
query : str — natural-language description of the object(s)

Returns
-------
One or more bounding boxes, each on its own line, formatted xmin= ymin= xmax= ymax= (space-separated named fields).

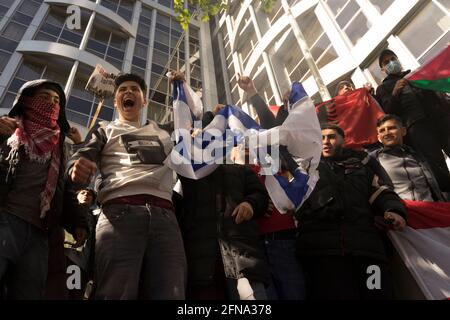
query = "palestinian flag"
xmin=315 ymin=88 xmax=384 ymax=150
xmin=406 ymin=44 xmax=450 ymax=93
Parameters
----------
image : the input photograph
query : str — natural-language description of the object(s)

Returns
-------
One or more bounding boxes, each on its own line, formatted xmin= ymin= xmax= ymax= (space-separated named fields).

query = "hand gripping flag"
xmin=406 ymin=44 xmax=450 ymax=93
xmin=166 ymin=80 xmax=322 ymax=213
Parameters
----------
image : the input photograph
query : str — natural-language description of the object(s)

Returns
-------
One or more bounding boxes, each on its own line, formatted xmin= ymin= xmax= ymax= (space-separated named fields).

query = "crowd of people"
xmin=0 ymin=48 xmax=449 ymax=300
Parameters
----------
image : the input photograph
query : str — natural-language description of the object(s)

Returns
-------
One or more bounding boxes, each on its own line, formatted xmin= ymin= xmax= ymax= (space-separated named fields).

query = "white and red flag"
xmin=389 ymin=200 xmax=450 ymax=300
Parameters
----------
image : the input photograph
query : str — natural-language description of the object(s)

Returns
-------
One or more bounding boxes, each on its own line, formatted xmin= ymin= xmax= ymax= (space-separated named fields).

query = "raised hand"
xmin=237 ymin=74 xmax=257 ymax=98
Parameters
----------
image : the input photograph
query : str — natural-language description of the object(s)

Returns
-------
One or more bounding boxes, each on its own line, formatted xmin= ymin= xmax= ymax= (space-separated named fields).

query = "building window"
xmin=418 ymin=30 xmax=450 ymax=65
xmin=325 ymin=0 xmax=349 ymax=16
xmin=265 ymin=0 xmax=284 ymax=26
xmin=3 ymin=21 xmax=27 ymax=40
xmin=147 ymin=12 xmax=192 ymax=121
xmin=0 ymin=0 xmax=43 ymax=74
xmin=132 ymin=7 xmax=152 ymax=80
xmin=0 ymin=56 xmax=71 ymax=110
xmin=158 ymin=0 xmax=173 ymax=10
xmin=101 ymin=0 xmax=134 ymax=22
xmin=368 ymin=0 xmax=394 ymax=15
xmin=0 ymin=51 xmax=10 ymax=75
xmin=36 ymin=6 xmax=89 ymax=49
xmin=84 ymin=16 xmax=127 ymax=69
xmin=294 ymin=9 xmax=338 ymax=72
xmin=365 ymin=53 xmax=387 ymax=85
xmin=325 ymin=0 xmax=369 ymax=46
xmin=344 ymin=11 xmax=369 ymax=46
xmin=17 ymin=0 xmax=40 ymax=16
xmin=0 ymin=0 xmax=16 ymax=20
xmin=335 ymin=0 xmax=358 ymax=29
xmin=398 ymin=1 xmax=450 ymax=60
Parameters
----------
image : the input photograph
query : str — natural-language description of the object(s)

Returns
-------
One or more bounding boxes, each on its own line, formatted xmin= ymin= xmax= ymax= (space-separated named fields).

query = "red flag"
xmin=315 ymin=88 xmax=384 ymax=149
xmin=403 ymin=200 xmax=450 ymax=229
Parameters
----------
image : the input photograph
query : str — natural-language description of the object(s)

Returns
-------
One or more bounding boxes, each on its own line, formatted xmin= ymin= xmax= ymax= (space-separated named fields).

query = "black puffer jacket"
xmin=375 ymin=71 xmax=450 ymax=130
xmin=295 ymin=149 xmax=406 ymax=262
xmin=174 ymin=165 xmax=269 ymax=287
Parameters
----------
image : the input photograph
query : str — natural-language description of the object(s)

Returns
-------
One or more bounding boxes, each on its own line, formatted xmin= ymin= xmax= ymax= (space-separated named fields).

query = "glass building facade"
xmin=0 ymin=0 xmax=216 ymax=137
xmin=0 ymin=0 xmax=448 ymax=135
xmin=210 ymin=0 xmax=449 ymax=111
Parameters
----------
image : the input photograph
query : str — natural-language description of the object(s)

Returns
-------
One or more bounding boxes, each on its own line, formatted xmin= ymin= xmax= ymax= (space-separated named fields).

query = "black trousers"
xmin=301 ymin=255 xmax=393 ymax=300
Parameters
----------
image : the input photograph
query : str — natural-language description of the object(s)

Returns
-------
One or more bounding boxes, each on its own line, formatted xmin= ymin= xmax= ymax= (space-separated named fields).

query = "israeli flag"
xmin=166 ymin=80 xmax=321 ymax=213
xmin=263 ymin=82 xmax=322 ymax=212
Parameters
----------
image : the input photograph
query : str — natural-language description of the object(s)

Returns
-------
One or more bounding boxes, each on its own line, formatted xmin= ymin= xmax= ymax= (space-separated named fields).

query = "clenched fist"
xmin=168 ymin=70 xmax=186 ymax=83
xmin=237 ymin=74 xmax=257 ymax=98
xmin=70 ymin=157 xmax=97 ymax=185
xmin=0 ymin=116 xmax=18 ymax=136
xmin=392 ymin=79 xmax=409 ymax=97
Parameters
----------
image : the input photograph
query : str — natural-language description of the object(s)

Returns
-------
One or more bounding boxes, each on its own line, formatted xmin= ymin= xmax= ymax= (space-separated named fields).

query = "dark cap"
xmin=115 ymin=73 xmax=147 ymax=94
xmin=378 ymin=49 xmax=397 ymax=68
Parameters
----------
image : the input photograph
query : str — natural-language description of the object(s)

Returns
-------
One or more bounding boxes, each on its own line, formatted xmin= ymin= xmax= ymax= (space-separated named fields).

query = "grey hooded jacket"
xmin=370 ymin=145 xmax=445 ymax=202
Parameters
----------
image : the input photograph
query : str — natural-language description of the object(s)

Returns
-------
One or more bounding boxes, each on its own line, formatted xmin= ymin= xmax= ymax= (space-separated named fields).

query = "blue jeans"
xmin=0 ymin=212 xmax=48 ymax=299
xmin=262 ymin=237 xmax=306 ymax=300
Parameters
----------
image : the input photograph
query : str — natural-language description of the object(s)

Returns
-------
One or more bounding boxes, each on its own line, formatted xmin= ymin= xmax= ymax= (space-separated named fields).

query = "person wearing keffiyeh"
xmin=0 ymin=80 xmax=87 ymax=300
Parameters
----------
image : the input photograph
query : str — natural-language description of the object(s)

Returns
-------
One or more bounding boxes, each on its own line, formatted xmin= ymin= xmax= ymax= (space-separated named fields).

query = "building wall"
xmin=211 ymin=0 xmax=449 ymax=108
xmin=0 ymin=0 xmax=216 ymax=137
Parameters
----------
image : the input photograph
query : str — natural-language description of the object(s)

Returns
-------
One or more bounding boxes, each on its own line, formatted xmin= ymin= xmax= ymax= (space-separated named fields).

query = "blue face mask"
xmin=385 ymin=60 xmax=402 ymax=75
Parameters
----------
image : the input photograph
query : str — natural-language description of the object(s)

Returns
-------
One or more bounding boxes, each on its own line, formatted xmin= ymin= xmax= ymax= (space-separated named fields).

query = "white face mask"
xmin=385 ymin=60 xmax=402 ymax=75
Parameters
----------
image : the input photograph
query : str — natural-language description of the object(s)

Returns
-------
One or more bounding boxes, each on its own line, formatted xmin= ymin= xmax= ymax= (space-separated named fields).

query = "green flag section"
xmin=406 ymin=44 xmax=450 ymax=93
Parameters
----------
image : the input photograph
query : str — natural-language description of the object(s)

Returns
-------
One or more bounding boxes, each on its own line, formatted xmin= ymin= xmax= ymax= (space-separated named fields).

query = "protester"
xmin=248 ymin=165 xmax=306 ymax=300
xmin=0 ymin=80 xmax=87 ymax=299
xmin=295 ymin=123 xmax=406 ymax=299
xmin=372 ymin=114 xmax=447 ymax=201
xmin=68 ymin=73 xmax=186 ymax=300
xmin=171 ymin=84 xmax=269 ymax=300
xmin=64 ymin=188 xmax=97 ymax=300
xmin=334 ymin=80 xmax=374 ymax=97
xmin=237 ymin=75 xmax=306 ymax=300
xmin=375 ymin=49 xmax=450 ymax=193
xmin=174 ymin=162 xmax=270 ymax=300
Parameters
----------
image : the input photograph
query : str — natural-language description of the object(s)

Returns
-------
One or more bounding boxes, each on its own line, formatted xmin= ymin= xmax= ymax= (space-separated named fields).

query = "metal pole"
xmin=281 ymin=0 xmax=331 ymax=100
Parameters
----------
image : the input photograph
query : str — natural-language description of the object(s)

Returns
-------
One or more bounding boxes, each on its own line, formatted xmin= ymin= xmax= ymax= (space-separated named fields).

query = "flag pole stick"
xmin=89 ymin=97 xmax=104 ymax=130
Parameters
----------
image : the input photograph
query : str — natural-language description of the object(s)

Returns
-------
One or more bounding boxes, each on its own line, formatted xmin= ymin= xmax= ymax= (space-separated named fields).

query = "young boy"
xmin=69 ymin=74 xmax=186 ymax=300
